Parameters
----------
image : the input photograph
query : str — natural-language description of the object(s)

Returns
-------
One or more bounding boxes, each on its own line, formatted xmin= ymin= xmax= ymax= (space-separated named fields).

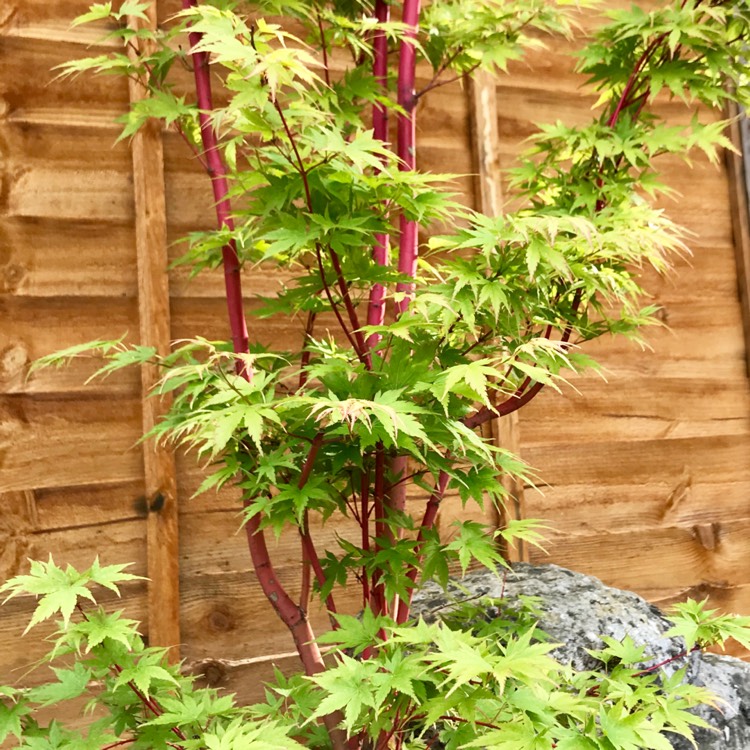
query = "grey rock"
xmin=412 ymin=563 xmax=750 ymax=749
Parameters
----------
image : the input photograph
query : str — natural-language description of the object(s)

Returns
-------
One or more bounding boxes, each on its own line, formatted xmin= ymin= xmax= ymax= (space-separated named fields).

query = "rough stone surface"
xmin=412 ymin=563 xmax=750 ymax=749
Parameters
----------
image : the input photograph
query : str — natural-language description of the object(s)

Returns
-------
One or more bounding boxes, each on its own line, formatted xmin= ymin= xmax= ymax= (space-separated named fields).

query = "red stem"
xmin=464 ymin=291 xmax=582 ymax=429
xmin=181 ymin=0 xmax=250 ymax=372
xmin=316 ymin=244 xmax=368 ymax=363
xmin=300 ymin=534 xmax=312 ymax=610
xmin=298 ymin=310 xmax=317 ymax=389
xmin=102 ymin=741 xmax=136 ymax=750
xmin=394 ymin=0 xmax=422 ymax=316
xmin=370 ymin=446 xmax=388 ymax=617
xmin=395 ymin=469 xmax=450 ymax=624
xmin=242 ymin=507 xmax=323 ymax=671
xmin=360 ymin=469 xmax=371 ymax=608
xmin=110 ymin=663 xmax=188 ymax=742
xmin=633 ymin=645 xmax=700 ymax=676
xmin=182 ymin=10 xmax=345 ymax=747
xmin=606 ymin=34 xmax=667 ymax=128
xmin=317 ymin=11 xmax=331 ymax=87
xmin=243 ymin=507 xmax=347 ymax=749
xmin=366 ymin=0 xmax=391 ymax=348
xmin=76 ymin=604 xmax=187 ymax=741
xmin=330 ymin=247 xmax=372 ymax=369
xmin=387 ymin=456 xmax=408 ymax=531
xmin=296 ymin=433 xmax=338 ymax=616
xmin=301 ymin=524 xmax=338 ymax=618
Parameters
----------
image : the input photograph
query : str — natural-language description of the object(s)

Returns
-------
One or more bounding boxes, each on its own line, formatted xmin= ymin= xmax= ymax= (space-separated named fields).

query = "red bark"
xmin=366 ymin=0 xmax=391 ymax=347
xmin=394 ymin=0 xmax=421 ymax=316
xmin=181 ymin=8 xmax=345 ymax=747
xmin=181 ymin=0 xmax=249 ymax=370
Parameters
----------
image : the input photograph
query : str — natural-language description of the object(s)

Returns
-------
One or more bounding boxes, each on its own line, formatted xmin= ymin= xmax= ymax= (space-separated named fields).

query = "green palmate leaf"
xmin=666 ymin=598 xmax=750 ymax=650
xmin=0 ymin=557 xmax=140 ymax=633
xmin=71 ymin=3 xmax=113 ymax=26
xmin=317 ymin=610 xmax=391 ymax=656
xmin=112 ymin=654 xmax=179 ymax=697
xmin=27 ymin=664 xmax=92 ymax=708
xmin=309 ymin=655 xmax=382 ymax=733
xmin=203 ymin=718 xmax=304 ymax=750
xmin=66 ymin=608 xmax=140 ymax=652
xmin=15 ymin=1 xmax=750 ymax=748
xmin=445 ymin=521 xmax=507 ymax=574
xmin=0 ymin=689 xmax=30 ymax=744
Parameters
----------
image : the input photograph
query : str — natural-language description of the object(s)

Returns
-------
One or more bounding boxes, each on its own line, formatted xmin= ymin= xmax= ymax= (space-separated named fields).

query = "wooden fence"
xmin=2 ymin=0 xmax=750 ymax=716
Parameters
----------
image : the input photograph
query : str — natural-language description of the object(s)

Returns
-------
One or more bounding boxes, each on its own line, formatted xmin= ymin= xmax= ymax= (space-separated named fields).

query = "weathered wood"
xmin=127 ymin=4 xmax=180 ymax=660
xmin=530 ymin=518 xmax=750 ymax=592
xmin=724 ymin=101 xmax=750 ymax=377
xmin=521 ymin=377 xmax=750 ymax=445
xmin=0 ymin=394 xmax=143 ymax=492
xmin=522 ymin=480 xmax=750 ymax=536
xmin=3 ymin=0 xmax=750 ymax=706
xmin=524 ymin=434 xmax=750 ymax=488
xmin=469 ymin=70 xmax=527 ymax=561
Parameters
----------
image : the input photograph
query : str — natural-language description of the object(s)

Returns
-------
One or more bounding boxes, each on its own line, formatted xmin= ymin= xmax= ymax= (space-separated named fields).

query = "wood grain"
xmin=127 ymin=5 xmax=181 ymax=661
xmin=469 ymin=70 xmax=527 ymax=561
xmin=2 ymin=0 xmax=750 ymax=707
xmin=724 ymin=100 xmax=750 ymax=377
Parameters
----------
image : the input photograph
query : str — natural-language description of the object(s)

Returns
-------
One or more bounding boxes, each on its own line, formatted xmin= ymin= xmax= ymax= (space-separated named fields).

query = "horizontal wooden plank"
xmin=520 ymin=377 xmax=750 ymax=445
xmin=576 ymin=315 xmax=747 ymax=379
xmin=2 ymin=481 xmax=147 ymax=533
xmin=0 ymin=393 xmax=143 ymax=492
xmin=2 ymin=0 xmax=116 ymax=32
xmin=188 ymin=650 xmax=302 ymax=704
xmin=6 ymin=167 xmax=134 ymax=223
xmin=0 ymin=36 xmax=129 ymax=115
xmin=1 ymin=118 xmax=130 ymax=169
xmin=533 ymin=519 xmax=750 ymax=593
xmin=521 ymin=480 xmax=750 ymax=536
xmin=523 ymin=434 xmax=750 ymax=491
xmin=636 ymin=243 xmax=739 ymax=302
xmin=1 ymin=296 xmax=139 ymax=395
xmin=0 ymin=217 xmax=137 ymax=298
xmin=180 ymin=568 xmax=361 ymax=663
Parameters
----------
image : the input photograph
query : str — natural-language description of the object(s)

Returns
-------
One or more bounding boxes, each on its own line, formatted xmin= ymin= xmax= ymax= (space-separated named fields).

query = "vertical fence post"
xmin=469 ymin=70 xmax=528 ymax=562
xmin=127 ymin=3 xmax=181 ymax=660
xmin=725 ymin=101 xmax=750 ymax=379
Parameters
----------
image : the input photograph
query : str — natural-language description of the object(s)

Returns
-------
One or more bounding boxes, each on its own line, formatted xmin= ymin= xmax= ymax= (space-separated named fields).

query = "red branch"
xmin=181 ymin=9 xmax=345 ymax=747
xmin=394 ymin=0 xmax=422 ymax=316
xmin=181 ymin=0 xmax=250 ymax=371
xmin=330 ymin=247 xmax=372 ymax=369
xmin=633 ymin=645 xmax=701 ymax=677
xmin=360 ymin=469 xmax=372 ymax=608
xmin=296 ymin=433 xmax=338 ymax=617
xmin=366 ymin=0 xmax=391 ymax=348
xmin=370 ymin=446 xmax=388 ymax=617
xmin=316 ymin=244 xmax=368 ymax=363
xmin=395 ymin=469 xmax=449 ymax=624
xmin=298 ymin=310 xmax=317 ymax=389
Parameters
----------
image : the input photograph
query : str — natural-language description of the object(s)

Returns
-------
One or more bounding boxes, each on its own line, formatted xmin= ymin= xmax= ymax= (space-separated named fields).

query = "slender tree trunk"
xmin=394 ymin=0 xmax=421 ymax=315
xmin=181 ymin=6 xmax=345 ymax=747
xmin=366 ymin=0 xmax=391 ymax=348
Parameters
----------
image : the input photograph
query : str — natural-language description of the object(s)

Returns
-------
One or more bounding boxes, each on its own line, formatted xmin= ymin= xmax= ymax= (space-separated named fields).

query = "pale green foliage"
xmin=0 ymin=559 xmax=301 ymax=749
xmin=14 ymin=0 xmax=750 ymax=748
xmin=4 ymin=561 xmax=749 ymax=748
xmin=666 ymin=599 xmax=750 ymax=651
xmin=296 ymin=595 xmax=731 ymax=749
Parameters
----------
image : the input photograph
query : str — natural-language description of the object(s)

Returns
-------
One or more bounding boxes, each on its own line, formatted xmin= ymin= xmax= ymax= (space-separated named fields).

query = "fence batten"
xmin=127 ymin=4 xmax=181 ymax=662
